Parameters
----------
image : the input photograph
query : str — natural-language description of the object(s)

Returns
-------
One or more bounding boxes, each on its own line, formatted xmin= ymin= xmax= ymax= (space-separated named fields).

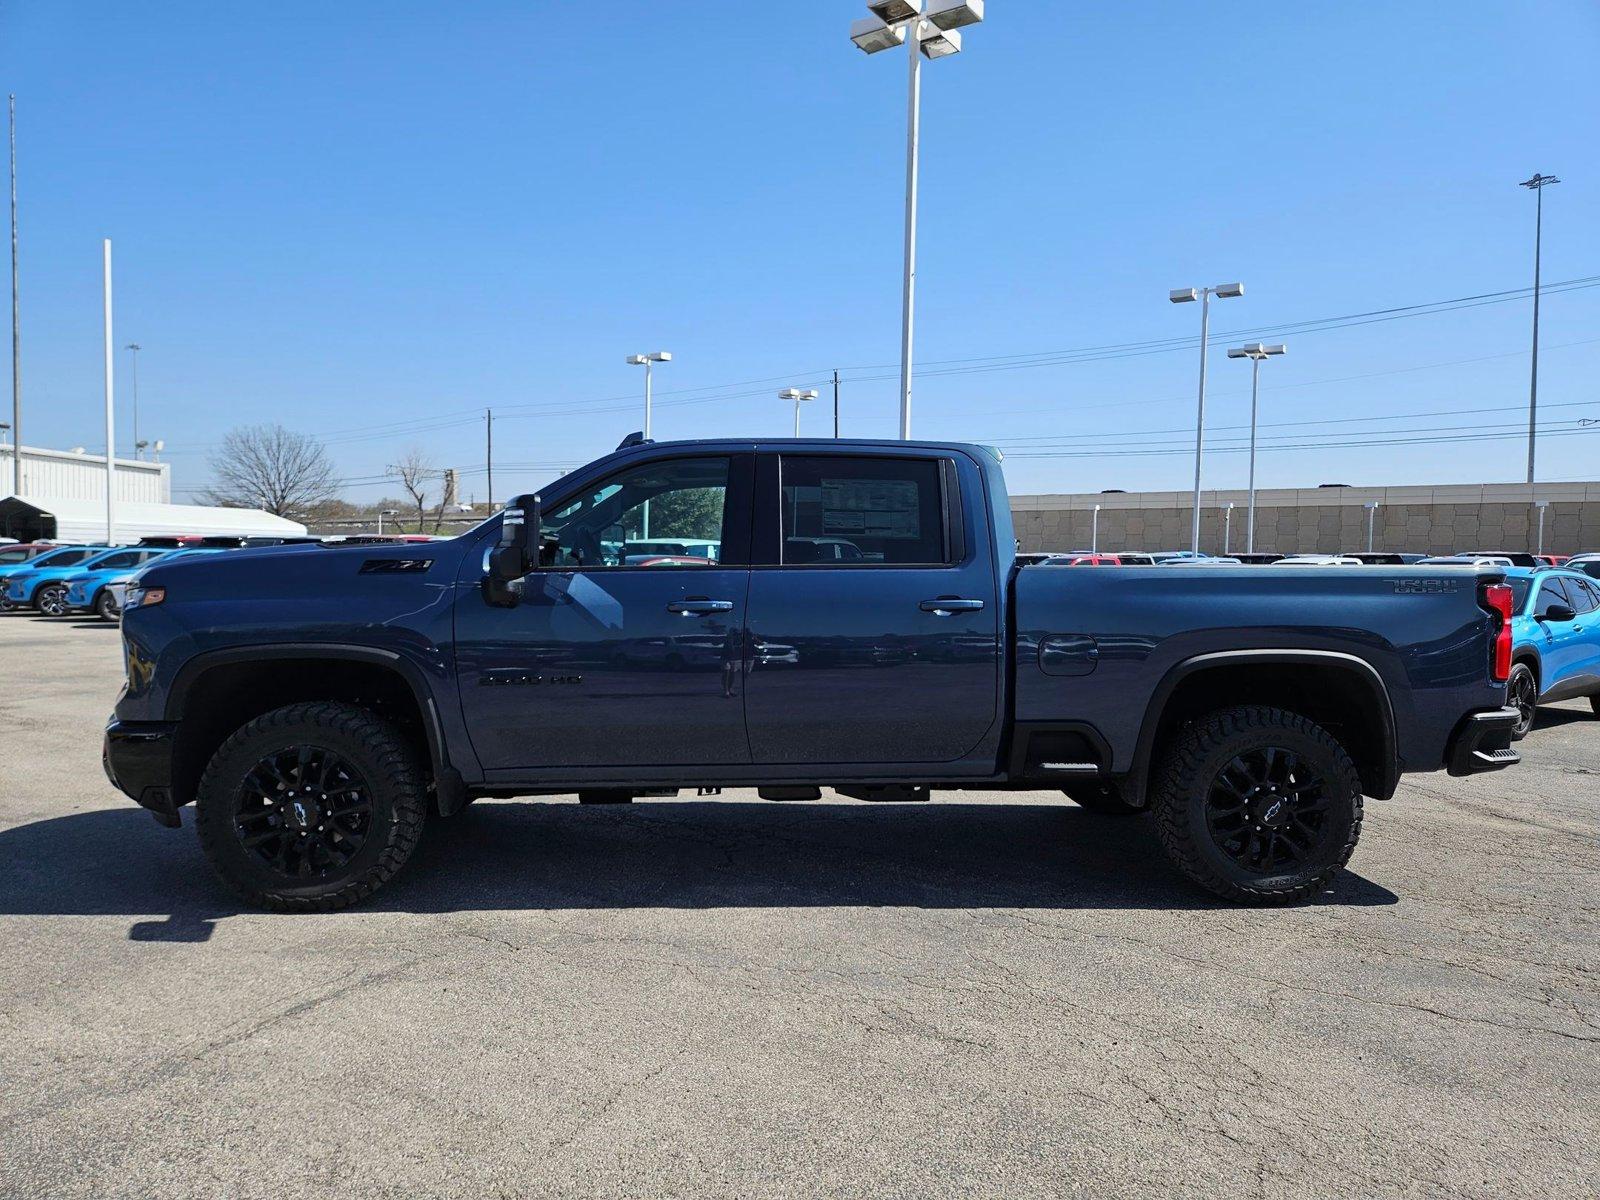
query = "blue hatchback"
xmin=1506 ymin=567 xmax=1600 ymax=738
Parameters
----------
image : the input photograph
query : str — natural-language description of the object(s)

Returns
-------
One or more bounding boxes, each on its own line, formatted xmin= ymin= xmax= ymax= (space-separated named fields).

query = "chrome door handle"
xmin=666 ymin=598 xmax=734 ymax=616
xmin=920 ymin=597 xmax=985 ymax=615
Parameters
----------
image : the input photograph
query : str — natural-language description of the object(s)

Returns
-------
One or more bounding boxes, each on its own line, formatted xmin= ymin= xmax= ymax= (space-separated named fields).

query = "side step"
xmin=759 ymin=786 xmax=822 ymax=801
xmin=835 ymin=784 xmax=930 ymax=803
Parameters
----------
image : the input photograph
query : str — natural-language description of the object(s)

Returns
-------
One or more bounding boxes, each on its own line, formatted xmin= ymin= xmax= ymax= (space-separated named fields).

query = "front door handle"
xmin=920 ymin=597 xmax=985 ymax=615
xmin=667 ymin=598 xmax=734 ymax=616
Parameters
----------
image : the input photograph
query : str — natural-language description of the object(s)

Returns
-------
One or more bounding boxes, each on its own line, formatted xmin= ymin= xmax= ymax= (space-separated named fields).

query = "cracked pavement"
xmin=0 ymin=614 xmax=1596 ymax=1199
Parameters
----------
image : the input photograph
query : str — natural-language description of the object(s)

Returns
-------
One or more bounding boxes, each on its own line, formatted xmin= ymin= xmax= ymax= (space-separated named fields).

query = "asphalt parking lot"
xmin=0 ymin=613 xmax=1596 ymax=1199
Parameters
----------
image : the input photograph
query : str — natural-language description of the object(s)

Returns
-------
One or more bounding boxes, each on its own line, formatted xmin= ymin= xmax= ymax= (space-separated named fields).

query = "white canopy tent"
xmin=0 ymin=495 xmax=307 ymax=544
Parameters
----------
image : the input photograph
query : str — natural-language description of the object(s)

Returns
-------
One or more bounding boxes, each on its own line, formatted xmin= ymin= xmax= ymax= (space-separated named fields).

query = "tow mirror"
xmin=1538 ymin=602 xmax=1576 ymax=623
xmin=483 ymin=492 xmax=541 ymax=607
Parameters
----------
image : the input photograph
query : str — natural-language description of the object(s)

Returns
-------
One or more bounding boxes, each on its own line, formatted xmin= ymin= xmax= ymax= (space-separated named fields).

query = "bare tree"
xmin=395 ymin=448 xmax=434 ymax=533
xmin=205 ymin=424 xmax=338 ymax=516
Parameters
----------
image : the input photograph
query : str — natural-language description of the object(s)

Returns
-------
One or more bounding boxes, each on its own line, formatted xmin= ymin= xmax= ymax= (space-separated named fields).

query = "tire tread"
xmin=195 ymin=701 xmax=426 ymax=912
xmin=1150 ymin=704 xmax=1363 ymax=905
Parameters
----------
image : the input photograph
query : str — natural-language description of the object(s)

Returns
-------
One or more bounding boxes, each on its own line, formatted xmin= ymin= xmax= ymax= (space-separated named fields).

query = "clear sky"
xmin=3 ymin=0 xmax=1598 ymax=504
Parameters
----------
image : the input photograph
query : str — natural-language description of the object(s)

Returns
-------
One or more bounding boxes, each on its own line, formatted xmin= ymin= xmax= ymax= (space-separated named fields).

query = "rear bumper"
xmin=103 ymin=719 xmax=181 ymax=827
xmin=1444 ymin=706 xmax=1521 ymax=777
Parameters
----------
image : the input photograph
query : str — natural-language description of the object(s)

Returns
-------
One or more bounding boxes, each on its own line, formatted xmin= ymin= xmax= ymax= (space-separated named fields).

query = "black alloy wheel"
xmin=1204 ymin=746 xmax=1330 ymax=875
xmin=232 ymin=745 xmax=374 ymax=881
xmin=96 ymin=589 xmax=121 ymax=621
xmin=195 ymin=702 xmax=427 ymax=911
xmin=1150 ymin=705 xmax=1363 ymax=904
xmin=1507 ymin=663 xmax=1538 ymax=741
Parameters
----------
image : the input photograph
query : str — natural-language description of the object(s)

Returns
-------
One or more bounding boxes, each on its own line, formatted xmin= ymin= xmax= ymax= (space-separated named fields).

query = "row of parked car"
xmin=0 ymin=533 xmax=440 ymax=620
xmin=1018 ymin=547 xmax=1600 ymax=739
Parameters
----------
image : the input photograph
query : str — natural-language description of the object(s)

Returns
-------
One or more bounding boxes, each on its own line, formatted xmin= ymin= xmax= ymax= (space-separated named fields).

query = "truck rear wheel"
xmin=1150 ymin=705 xmax=1363 ymax=904
xmin=195 ymin=702 xmax=427 ymax=912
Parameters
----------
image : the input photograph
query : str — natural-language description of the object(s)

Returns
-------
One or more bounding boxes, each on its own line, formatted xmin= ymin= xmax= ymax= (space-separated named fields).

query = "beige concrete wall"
xmin=1010 ymin=481 xmax=1600 ymax=556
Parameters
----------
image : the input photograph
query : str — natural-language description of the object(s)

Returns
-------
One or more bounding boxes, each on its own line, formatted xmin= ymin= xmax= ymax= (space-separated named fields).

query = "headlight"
xmin=122 ymin=585 xmax=166 ymax=611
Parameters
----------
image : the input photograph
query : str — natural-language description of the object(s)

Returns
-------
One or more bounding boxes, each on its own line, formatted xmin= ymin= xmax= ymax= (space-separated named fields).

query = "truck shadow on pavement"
xmin=0 ymin=800 xmax=1398 ymax=941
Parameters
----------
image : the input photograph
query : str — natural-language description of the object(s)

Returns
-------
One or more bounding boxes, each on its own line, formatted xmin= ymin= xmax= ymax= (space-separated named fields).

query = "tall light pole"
xmin=1091 ymin=503 xmax=1101 ymax=553
xmin=1534 ymin=501 xmax=1549 ymax=556
xmin=779 ymin=387 xmax=818 ymax=436
xmin=1519 ymin=173 xmax=1558 ymax=484
xmin=1225 ymin=341 xmax=1286 ymax=553
xmin=378 ymin=508 xmax=399 ymax=536
xmin=125 ymin=342 xmax=141 ymax=458
xmin=850 ymin=1 xmax=984 ymax=440
xmin=625 ymin=351 xmax=671 ymax=439
xmin=1171 ymin=282 xmax=1244 ymax=554
xmin=1364 ymin=501 xmax=1380 ymax=554
xmin=8 ymin=94 xmax=19 ymax=497
xmin=102 ymin=239 xmax=116 ymax=545
xmin=1222 ymin=502 xmax=1235 ymax=556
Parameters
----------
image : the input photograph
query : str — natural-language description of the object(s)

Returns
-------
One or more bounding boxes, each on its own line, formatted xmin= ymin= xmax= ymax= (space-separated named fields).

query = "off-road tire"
xmin=1062 ymin=781 xmax=1142 ymax=815
xmin=1150 ymin=705 xmax=1363 ymax=904
xmin=95 ymin=589 xmax=120 ymax=621
xmin=1507 ymin=662 xmax=1538 ymax=741
xmin=195 ymin=702 xmax=427 ymax=912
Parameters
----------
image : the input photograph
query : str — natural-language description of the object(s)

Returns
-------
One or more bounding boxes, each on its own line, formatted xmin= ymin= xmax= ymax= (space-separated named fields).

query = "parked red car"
xmin=1045 ymin=553 xmax=1123 ymax=566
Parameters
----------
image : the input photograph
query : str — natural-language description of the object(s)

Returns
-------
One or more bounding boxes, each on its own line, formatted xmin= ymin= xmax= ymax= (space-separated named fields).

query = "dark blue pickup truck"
xmin=105 ymin=438 xmax=1520 ymax=910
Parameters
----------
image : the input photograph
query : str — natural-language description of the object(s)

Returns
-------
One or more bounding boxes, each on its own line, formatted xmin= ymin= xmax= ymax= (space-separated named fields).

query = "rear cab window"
xmin=776 ymin=455 xmax=956 ymax=566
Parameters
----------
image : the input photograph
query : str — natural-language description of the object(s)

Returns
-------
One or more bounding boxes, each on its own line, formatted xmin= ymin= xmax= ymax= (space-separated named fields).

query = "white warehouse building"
xmin=0 ymin=443 xmax=306 ymax=543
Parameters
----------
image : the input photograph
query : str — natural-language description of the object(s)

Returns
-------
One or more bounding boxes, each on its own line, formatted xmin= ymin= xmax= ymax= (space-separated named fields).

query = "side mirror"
xmin=1538 ymin=602 xmax=1577 ymax=623
xmin=483 ymin=492 xmax=541 ymax=607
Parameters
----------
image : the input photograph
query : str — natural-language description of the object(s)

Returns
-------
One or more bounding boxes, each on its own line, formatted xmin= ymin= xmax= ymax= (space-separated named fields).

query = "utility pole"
xmin=8 ymin=95 xmax=19 ymax=496
xmin=485 ymin=408 xmax=493 ymax=511
xmin=833 ymin=369 xmax=840 ymax=437
xmin=1520 ymin=173 xmax=1559 ymax=484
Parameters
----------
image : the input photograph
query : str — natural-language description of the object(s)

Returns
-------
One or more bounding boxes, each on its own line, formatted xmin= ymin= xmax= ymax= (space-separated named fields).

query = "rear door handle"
xmin=920 ymin=597 xmax=985 ymax=615
xmin=667 ymin=598 xmax=734 ymax=616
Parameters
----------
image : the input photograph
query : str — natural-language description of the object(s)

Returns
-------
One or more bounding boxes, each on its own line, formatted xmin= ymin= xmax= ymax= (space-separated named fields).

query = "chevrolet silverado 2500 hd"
xmin=104 ymin=438 xmax=1520 ymax=910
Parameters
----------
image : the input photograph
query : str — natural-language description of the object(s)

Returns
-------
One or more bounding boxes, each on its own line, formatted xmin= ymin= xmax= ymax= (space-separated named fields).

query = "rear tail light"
xmin=1481 ymin=582 xmax=1514 ymax=683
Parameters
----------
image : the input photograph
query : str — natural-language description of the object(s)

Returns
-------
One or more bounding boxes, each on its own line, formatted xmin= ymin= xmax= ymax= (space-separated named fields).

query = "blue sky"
xmin=2 ymin=0 xmax=1597 ymax=503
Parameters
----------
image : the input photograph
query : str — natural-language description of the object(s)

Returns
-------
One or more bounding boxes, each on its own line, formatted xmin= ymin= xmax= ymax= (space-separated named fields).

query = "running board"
xmin=1038 ymin=762 xmax=1101 ymax=775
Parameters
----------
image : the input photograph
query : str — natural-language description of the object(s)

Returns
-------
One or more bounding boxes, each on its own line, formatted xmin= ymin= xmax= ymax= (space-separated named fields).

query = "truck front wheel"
xmin=195 ymin=702 xmax=428 ymax=911
xmin=1150 ymin=705 xmax=1363 ymax=904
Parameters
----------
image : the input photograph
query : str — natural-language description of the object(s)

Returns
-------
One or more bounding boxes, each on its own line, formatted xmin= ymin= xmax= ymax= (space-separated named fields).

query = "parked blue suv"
xmin=5 ymin=546 xmax=165 ymax=616
xmin=1506 ymin=567 xmax=1600 ymax=738
xmin=61 ymin=547 xmax=211 ymax=620
xmin=0 ymin=545 xmax=106 ymax=611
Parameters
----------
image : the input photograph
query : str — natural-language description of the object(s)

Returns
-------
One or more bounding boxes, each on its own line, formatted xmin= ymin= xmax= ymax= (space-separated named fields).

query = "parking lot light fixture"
xmin=1519 ymin=173 xmax=1558 ymax=484
xmin=779 ymin=388 xmax=819 ymax=436
xmin=1364 ymin=501 xmax=1380 ymax=553
xmin=849 ymin=0 xmax=983 ymax=440
xmin=626 ymin=351 xmax=671 ymax=440
xmin=378 ymin=508 xmax=399 ymax=536
xmin=1225 ymin=340 xmax=1286 ymax=554
xmin=1535 ymin=500 xmax=1549 ymax=555
xmin=1223 ymin=502 xmax=1235 ymax=556
xmin=1171 ymin=283 xmax=1243 ymax=555
xmin=1091 ymin=503 xmax=1101 ymax=553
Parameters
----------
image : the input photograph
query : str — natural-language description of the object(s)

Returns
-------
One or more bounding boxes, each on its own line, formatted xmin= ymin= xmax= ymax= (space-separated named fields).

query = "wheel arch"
xmin=1510 ymin=647 xmax=1541 ymax=692
xmin=166 ymin=645 xmax=461 ymax=814
xmin=1130 ymin=650 xmax=1399 ymax=802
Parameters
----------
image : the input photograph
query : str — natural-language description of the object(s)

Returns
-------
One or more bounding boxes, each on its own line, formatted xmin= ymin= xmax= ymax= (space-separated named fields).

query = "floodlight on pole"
xmin=849 ymin=0 xmax=984 ymax=440
xmin=779 ymin=387 xmax=819 ymax=436
xmin=1519 ymin=173 xmax=1558 ymax=484
xmin=1170 ymin=282 xmax=1244 ymax=555
xmin=1225 ymin=340 xmax=1286 ymax=554
xmin=625 ymin=351 xmax=671 ymax=439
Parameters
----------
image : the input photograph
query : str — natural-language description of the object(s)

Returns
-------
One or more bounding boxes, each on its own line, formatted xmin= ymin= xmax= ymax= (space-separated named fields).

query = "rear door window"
xmin=779 ymin=456 xmax=949 ymax=566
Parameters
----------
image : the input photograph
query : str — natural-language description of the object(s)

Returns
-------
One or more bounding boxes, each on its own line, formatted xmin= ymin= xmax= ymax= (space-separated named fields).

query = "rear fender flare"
xmin=1128 ymin=649 xmax=1399 ymax=801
